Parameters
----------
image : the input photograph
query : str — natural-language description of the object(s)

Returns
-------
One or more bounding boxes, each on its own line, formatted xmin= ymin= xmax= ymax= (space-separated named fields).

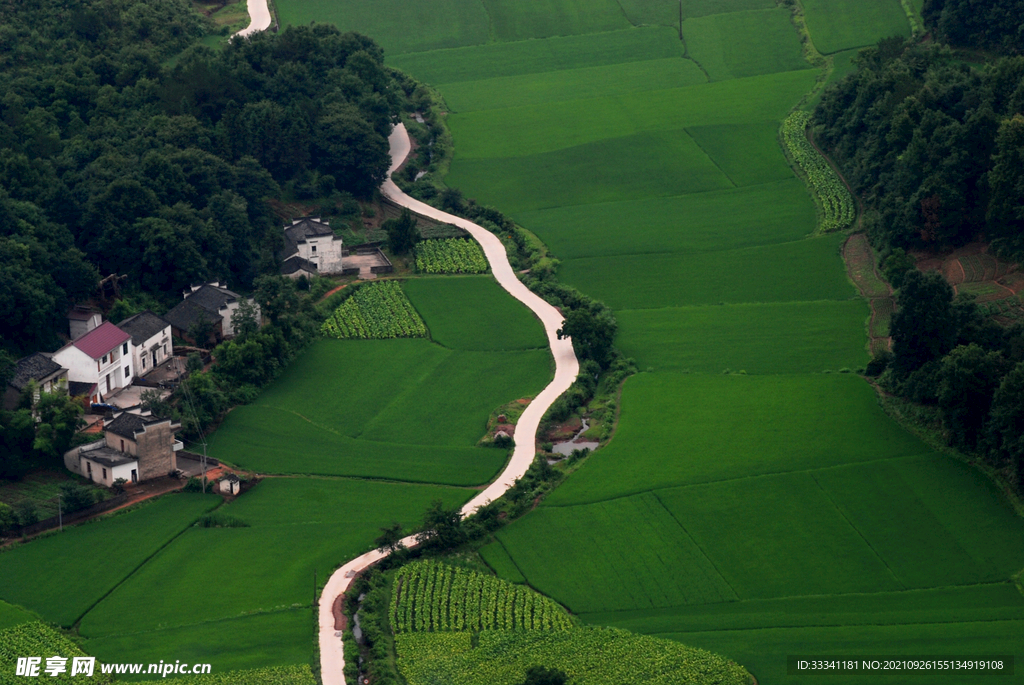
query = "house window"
xmin=123 ymin=342 xmax=128 ymax=355
xmin=120 ymin=439 xmax=125 ymax=452
xmin=96 ymin=360 xmax=101 ymax=372
xmin=102 ymin=354 xmax=107 ymax=364
xmin=142 ymin=356 xmax=147 ymax=370
xmin=311 ymin=245 xmax=317 ymax=253
xmin=102 ymin=467 xmax=107 ymax=480
xmin=86 ymin=462 xmax=92 ymax=477
xmin=124 ymin=366 xmax=130 ymax=380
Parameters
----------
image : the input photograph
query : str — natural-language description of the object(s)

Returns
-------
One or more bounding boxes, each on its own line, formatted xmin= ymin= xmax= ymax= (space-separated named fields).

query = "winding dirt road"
xmin=317 ymin=123 xmax=579 ymax=685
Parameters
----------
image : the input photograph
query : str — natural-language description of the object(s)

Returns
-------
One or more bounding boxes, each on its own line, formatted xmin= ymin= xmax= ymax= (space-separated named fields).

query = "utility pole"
xmin=313 ymin=569 xmax=318 ymax=608
xmin=57 ymin=493 xmax=62 ymax=533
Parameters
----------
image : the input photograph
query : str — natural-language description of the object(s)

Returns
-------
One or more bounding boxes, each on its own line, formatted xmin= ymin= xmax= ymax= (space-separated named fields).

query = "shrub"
xmin=58 ymin=482 xmax=95 ymax=513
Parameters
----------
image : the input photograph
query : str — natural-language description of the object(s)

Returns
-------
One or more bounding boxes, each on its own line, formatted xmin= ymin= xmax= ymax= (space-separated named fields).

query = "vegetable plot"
xmin=321 ymin=281 xmax=427 ymax=340
xmin=783 ymin=111 xmax=855 ymax=232
xmin=415 ymin=238 xmax=489 ymax=274
xmin=389 ymin=560 xmax=572 ymax=633
xmin=0 ymin=622 xmax=114 ymax=684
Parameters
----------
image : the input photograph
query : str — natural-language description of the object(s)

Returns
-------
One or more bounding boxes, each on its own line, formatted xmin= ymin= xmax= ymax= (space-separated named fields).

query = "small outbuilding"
xmin=219 ymin=473 xmax=241 ymax=496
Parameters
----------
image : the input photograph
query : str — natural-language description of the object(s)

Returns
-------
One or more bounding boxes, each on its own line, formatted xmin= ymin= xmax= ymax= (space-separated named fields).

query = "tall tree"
xmin=890 ymin=270 xmax=956 ymax=377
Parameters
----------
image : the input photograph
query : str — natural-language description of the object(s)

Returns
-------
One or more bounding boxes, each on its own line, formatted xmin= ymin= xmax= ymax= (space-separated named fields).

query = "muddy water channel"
xmin=550 ymin=417 xmax=600 ymax=457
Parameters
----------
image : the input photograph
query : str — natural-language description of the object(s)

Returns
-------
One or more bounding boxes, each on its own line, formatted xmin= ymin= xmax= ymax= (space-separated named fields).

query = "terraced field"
xmin=302 ymin=0 xmax=1024 ymax=682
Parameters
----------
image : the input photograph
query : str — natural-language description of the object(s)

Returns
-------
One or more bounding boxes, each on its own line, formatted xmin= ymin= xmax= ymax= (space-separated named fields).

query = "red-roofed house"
xmin=51 ymin=321 xmax=134 ymax=403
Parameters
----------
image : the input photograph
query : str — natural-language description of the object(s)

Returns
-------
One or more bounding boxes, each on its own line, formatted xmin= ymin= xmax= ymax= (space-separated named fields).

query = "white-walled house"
xmin=51 ymin=321 xmax=133 ymax=403
xmin=281 ymin=217 xmax=344 ymax=277
xmin=163 ymin=282 xmax=261 ymax=345
xmin=118 ymin=311 xmax=172 ymax=376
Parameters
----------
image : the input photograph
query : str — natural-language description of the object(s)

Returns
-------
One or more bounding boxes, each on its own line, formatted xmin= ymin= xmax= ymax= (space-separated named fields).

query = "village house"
xmin=51 ymin=322 xmax=133 ymax=404
xmin=118 ymin=310 xmax=173 ymax=377
xmin=163 ymin=281 xmax=261 ymax=345
xmin=2 ymin=353 xmax=68 ymax=411
xmin=281 ymin=216 xmax=344 ymax=279
xmin=69 ymin=411 xmax=182 ymax=486
xmin=67 ymin=306 xmax=102 ymax=340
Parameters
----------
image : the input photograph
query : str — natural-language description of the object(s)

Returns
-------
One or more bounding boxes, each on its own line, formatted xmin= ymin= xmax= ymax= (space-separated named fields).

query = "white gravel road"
xmin=233 ymin=0 xmax=271 ymax=38
xmin=317 ymin=123 xmax=579 ymax=685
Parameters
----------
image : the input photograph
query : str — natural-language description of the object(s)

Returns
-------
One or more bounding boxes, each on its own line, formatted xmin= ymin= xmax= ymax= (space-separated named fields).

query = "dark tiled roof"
xmin=163 ymin=299 xmax=221 ymax=333
xmin=10 ymin=353 xmax=65 ymax=390
xmin=105 ymin=412 xmax=163 ymax=439
xmin=188 ymin=284 xmax=239 ymax=311
xmin=118 ymin=311 xmax=171 ymax=345
xmin=283 ymin=218 xmax=335 ymax=258
xmin=82 ymin=447 xmax=137 ymax=467
xmin=280 ymin=255 xmax=318 ymax=275
xmin=223 ymin=473 xmax=240 ymax=483
xmin=72 ymin=321 xmax=131 ymax=360
xmin=68 ymin=381 xmax=96 ymax=398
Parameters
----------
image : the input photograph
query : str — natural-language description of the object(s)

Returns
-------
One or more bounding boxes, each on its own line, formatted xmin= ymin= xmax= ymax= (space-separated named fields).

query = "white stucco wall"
xmin=82 ymin=457 xmax=137 ymax=486
xmin=133 ymin=327 xmax=172 ymax=375
xmin=298 ymin=236 xmax=344 ymax=274
xmin=53 ymin=342 xmax=132 ymax=400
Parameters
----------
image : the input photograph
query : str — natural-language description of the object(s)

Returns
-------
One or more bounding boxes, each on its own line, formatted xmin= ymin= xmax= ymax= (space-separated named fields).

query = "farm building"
xmin=281 ymin=217 xmax=344 ymax=278
xmin=3 ymin=352 xmax=68 ymax=411
xmin=69 ymin=411 xmax=183 ymax=486
xmin=163 ymin=282 xmax=261 ymax=345
xmin=219 ymin=474 xmax=240 ymax=495
xmin=51 ymin=321 xmax=133 ymax=404
xmin=118 ymin=310 xmax=172 ymax=377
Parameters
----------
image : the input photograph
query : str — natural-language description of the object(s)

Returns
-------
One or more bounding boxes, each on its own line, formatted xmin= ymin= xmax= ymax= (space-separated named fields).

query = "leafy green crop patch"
xmin=0 ymin=622 xmax=114 ymax=683
xmin=78 ymin=479 xmax=470 ymax=639
xmin=0 ymin=495 xmax=217 ymax=627
xmin=390 ymin=560 xmax=572 ymax=632
xmin=782 ymin=111 xmax=855 ymax=231
xmin=493 ymin=492 xmax=737 ymax=614
xmin=321 ymin=280 xmax=427 ymax=340
xmin=414 ymin=238 xmax=488 ymax=274
xmin=395 ymin=627 xmax=751 ymax=685
xmin=615 ymin=300 xmax=870 ymax=374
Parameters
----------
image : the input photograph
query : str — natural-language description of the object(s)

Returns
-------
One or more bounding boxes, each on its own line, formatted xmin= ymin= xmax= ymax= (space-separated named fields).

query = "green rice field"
xmin=2 ymin=0 xmax=1015 ymax=682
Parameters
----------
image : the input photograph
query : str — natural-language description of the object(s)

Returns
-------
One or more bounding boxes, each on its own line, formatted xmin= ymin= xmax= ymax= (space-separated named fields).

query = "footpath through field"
xmin=316 ymin=123 xmax=579 ymax=685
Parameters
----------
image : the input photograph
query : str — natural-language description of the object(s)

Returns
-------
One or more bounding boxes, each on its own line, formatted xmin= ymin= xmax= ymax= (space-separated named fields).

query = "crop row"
xmin=783 ymin=111 xmax=855 ymax=232
xmin=0 ymin=622 xmax=115 ymax=683
xmin=389 ymin=560 xmax=572 ymax=634
xmin=415 ymin=238 xmax=489 ymax=274
xmin=321 ymin=281 xmax=427 ymax=340
xmin=395 ymin=627 xmax=752 ymax=685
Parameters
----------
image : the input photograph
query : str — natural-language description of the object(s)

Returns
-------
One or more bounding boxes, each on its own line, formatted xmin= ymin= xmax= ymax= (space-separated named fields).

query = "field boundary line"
xmin=809 ymin=472 xmax=907 ymax=591
xmin=683 ymin=128 xmax=737 ymax=187
xmin=644 ymin=615 xmax=1024 ymax=636
xmin=72 ymin=499 xmax=223 ymax=631
xmin=80 ymin=605 xmax=305 ymax=641
xmin=651 ymin=491 xmax=740 ymax=601
xmin=317 ymin=123 xmax=579 ymax=685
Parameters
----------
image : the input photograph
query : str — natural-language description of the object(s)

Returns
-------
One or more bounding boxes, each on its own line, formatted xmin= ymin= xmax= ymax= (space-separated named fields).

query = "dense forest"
xmin=815 ymin=7 xmax=1024 ymax=494
xmin=922 ymin=0 xmax=1024 ymax=54
xmin=0 ymin=0 xmax=399 ymax=355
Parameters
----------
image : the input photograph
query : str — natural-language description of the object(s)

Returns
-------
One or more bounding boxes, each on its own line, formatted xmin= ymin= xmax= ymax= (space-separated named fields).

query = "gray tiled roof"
xmin=281 ymin=255 xmax=318 ymax=275
xmin=163 ymin=299 xmax=221 ymax=333
xmin=10 ymin=353 xmax=65 ymax=390
xmin=105 ymin=412 xmax=161 ymax=439
xmin=118 ymin=311 xmax=171 ymax=345
xmin=283 ymin=218 xmax=335 ymax=258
